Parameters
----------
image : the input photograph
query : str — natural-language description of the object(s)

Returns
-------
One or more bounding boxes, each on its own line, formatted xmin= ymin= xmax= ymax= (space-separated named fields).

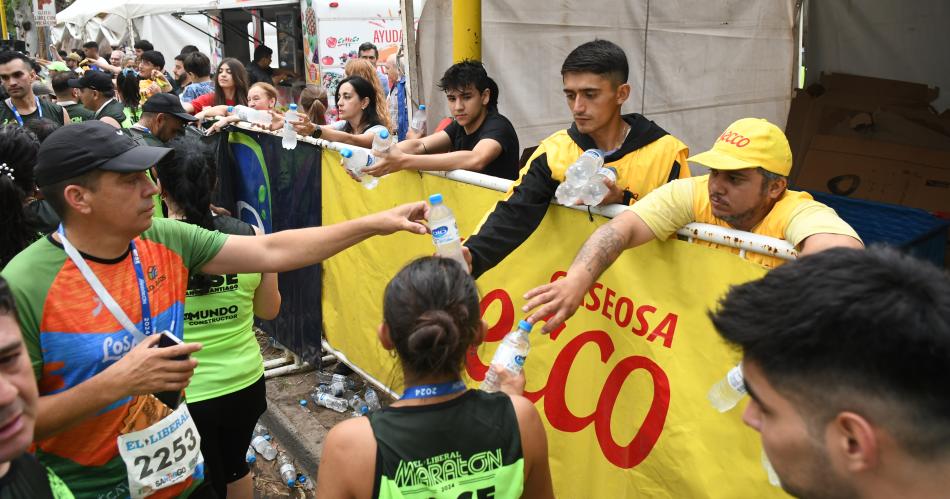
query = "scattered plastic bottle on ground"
xmin=228 ymin=105 xmax=271 ymax=126
xmin=411 ymin=105 xmax=427 ymax=134
xmin=297 ymin=474 xmax=315 ymax=491
xmin=253 ymin=423 xmax=269 ymax=438
xmin=364 ymin=387 xmax=381 ymax=411
xmin=245 ymin=446 xmax=256 ymax=464
xmin=277 ymin=453 xmax=296 ymax=487
xmin=340 ymin=147 xmax=379 ymax=190
xmin=282 ymin=103 xmax=298 ymax=150
xmin=428 ymin=193 xmax=467 ymax=269
xmin=579 ymin=167 xmax=618 ymax=206
xmin=347 ymin=394 xmax=369 ymax=415
xmin=250 ymin=434 xmax=277 ymax=461
xmin=481 ymin=320 xmax=533 ymax=392
xmin=313 ymin=391 xmax=348 ymax=413
xmin=708 ymin=363 xmax=747 ymax=412
xmin=315 ymin=371 xmax=359 ymax=390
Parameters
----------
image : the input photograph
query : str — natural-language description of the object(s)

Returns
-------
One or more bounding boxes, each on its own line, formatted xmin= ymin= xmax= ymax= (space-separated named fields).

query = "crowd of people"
xmin=0 ymin=33 xmax=947 ymax=499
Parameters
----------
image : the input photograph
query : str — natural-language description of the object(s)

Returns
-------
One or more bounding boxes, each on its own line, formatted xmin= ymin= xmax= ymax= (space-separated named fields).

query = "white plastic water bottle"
xmin=298 ymin=474 xmax=315 ymax=491
xmin=707 ymin=364 xmax=747 ymax=412
xmin=277 ymin=453 xmax=296 ymax=487
xmin=245 ymin=446 xmax=256 ymax=464
xmin=554 ymin=182 xmax=581 ymax=206
xmin=315 ymin=371 xmax=358 ymax=390
xmin=565 ymin=149 xmax=605 ymax=184
xmin=339 ymin=148 xmax=379 ymax=190
xmin=428 ymin=193 xmax=467 ymax=269
xmin=250 ymin=435 xmax=277 ymax=461
xmin=411 ymin=104 xmax=426 ymax=134
xmin=229 ymin=105 xmax=271 ymax=126
xmin=282 ymin=103 xmax=298 ymax=150
xmin=579 ymin=167 xmax=618 ymax=206
xmin=372 ymin=129 xmax=392 ymax=155
xmin=481 ymin=320 xmax=533 ymax=392
xmin=347 ymin=394 xmax=368 ymax=415
xmin=313 ymin=391 xmax=348 ymax=413
xmin=364 ymin=387 xmax=381 ymax=411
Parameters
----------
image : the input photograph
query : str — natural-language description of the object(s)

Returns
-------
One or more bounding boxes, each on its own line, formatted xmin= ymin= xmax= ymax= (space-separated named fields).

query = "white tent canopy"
xmin=56 ymin=0 xmax=210 ymax=26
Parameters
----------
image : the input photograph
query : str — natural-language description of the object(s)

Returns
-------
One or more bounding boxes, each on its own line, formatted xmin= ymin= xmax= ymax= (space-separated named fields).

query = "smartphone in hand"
xmin=154 ymin=331 xmax=187 ymax=409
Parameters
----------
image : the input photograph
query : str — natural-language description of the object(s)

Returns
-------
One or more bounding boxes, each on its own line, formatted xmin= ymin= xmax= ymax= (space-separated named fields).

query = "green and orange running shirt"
xmin=368 ymin=390 xmax=525 ymax=498
xmin=1 ymin=218 xmax=227 ymax=499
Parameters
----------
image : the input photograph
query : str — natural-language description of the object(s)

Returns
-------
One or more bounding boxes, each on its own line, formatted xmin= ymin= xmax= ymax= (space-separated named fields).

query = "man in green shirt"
xmin=69 ymin=71 xmax=125 ymax=127
xmin=51 ymin=72 xmax=93 ymax=123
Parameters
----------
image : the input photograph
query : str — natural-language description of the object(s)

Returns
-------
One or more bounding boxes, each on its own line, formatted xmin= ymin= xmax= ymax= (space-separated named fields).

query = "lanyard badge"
xmin=5 ymin=97 xmax=43 ymax=126
xmin=400 ymin=380 xmax=467 ymax=400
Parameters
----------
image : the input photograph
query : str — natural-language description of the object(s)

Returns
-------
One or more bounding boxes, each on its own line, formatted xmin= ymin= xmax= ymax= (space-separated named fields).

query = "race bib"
xmin=117 ymin=403 xmax=203 ymax=498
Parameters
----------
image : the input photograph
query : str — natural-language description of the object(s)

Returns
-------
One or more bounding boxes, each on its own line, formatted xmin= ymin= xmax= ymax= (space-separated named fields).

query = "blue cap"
xmin=518 ymin=320 xmax=532 ymax=332
xmin=429 ymin=193 xmax=443 ymax=204
xmin=299 ymin=399 xmax=307 ymax=406
xmin=246 ymin=455 xmax=256 ymax=463
xmin=289 ymin=103 xmax=298 ymax=111
xmin=378 ymin=129 xmax=390 ymax=139
xmin=340 ymin=148 xmax=353 ymax=158
xmin=419 ymin=105 xmax=426 ymax=110
xmin=298 ymin=476 xmax=308 ymax=484
xmin=287 ymin=478 xmax=296 ymax=487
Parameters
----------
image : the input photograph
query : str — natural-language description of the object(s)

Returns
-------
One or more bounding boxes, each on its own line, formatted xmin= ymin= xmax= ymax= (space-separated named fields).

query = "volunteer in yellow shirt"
xmin=521 ymin=117 xmax=864 ymax=333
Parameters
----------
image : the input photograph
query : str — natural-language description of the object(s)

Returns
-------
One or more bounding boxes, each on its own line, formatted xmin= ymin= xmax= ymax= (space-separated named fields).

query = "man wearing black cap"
xmin=70 ymin=70 xmax=125 ymax=127
xmin=0 ymin=120 xmax=429 ymax=498
xmin=126 ymin=92 xmax=197 ymax=145
xmin=51 ymin=71 xmax=93 ymax=122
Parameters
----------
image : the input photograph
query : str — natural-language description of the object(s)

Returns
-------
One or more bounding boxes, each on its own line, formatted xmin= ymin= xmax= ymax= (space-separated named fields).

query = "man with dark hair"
xmin=133 ymin=39 xmax=154 ymax=58
xmin=366 ymin=59 xmax=520 ymax=180
xmin=357 ymin=42 xmax=389 ymax=90
xmin=1 ymin=120 xmax=429 ymax=498
xmin=522 ymin=118 xmax=863 ymax=333
xmin=0 ymin=51 xmax=69 ymax=126
xmin=81 ymin=41 xmax=120 ymax=74
xmin=710 ymin=247 xmax=950 ymax=499
xmin=137 ymin=50 xmax=174 ymax=101
xmin=246 ymin=45 xmax=275 ymax=85
xmin=180 ymin=52 xmax=213 ymax=103
xmin=69 ymin=70 xmax=125 ymax=127
xmin=51 ymin=71 xmax=93 ymax=122
xmin=179 ymin=45 xmax=199 ymax=55
xmin=0 ymin=276 xmax=74 ymax=498
xmin=173 ymin=53 xmax=189 ymax=91
xmin=126 ymin=92 xmax=197 ymax=145
xmin=458 ymin=40 xmax=690 ymax=278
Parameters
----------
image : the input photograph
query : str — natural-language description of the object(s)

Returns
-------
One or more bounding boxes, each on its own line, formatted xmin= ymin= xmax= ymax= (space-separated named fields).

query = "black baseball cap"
xmin=35 ymin=121 xmax=172 ymax=187
xmin=142 ymin=93 xmax=198 ymax=122
xmin=67 ymin=70 xmax=114 ymax=91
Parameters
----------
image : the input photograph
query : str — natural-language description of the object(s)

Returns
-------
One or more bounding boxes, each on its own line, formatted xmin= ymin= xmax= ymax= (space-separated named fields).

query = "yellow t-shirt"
xmin=629 ymin=175 xmax=860 ymax=266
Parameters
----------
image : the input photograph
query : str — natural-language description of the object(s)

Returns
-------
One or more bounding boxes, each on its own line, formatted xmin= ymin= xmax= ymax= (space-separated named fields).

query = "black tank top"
xmin=368 ymin=390 xmax=525 ymax=498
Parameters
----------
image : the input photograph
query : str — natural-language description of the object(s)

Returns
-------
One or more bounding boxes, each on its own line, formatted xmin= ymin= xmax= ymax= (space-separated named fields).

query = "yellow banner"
xmin=321 ymin=150 xmax=789 ymax=498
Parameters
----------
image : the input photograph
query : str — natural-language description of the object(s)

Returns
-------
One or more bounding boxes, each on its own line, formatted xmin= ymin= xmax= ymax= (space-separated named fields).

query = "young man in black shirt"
xmin=363 ymin=60 xmax=521 ymax=181
xmin=0 ymin=52 xmax=69 ymax=127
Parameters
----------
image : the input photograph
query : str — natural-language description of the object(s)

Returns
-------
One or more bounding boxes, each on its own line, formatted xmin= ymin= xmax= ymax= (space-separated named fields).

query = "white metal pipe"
xmin=264 ymin=361 xmax=313 ymax=379
xmin=676 ymin=223 xmax=797 ymax=261
xmin=262 ymin=356 xmax=292 ymax=369
xmin=228 ymin=124 xmax=794 ymax=260
xmin=321 ymin=339 xmax=400 ymax=400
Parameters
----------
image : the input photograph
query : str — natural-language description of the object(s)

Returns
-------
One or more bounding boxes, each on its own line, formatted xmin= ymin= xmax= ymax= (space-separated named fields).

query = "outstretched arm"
xmin=200 ymin=202 xmax=429 ymax=275
xmin=522 ymin=210 xmax=655 ymax=333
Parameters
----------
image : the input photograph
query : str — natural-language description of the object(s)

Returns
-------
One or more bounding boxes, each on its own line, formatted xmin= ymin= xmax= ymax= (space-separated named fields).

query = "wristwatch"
xmin=310 ymin=126 xmax=322 ymax=139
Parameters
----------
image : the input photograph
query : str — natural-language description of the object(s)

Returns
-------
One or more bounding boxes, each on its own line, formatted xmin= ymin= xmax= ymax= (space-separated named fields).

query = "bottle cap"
xmin=287 ymin=478 xmax=296 ymax=487
xmin=299 ymin=399 xmax=307 ymax=406
xmin=378 ymin=129 xmax=390 ymax=139
xmin=227 ymin=106 xmax=234 ymax=113
xmin=419 ymin=105 xmax=426 ymax=110
xmin=246 ymin=455 xmax=256 ymax=463
xmin=428 ymin=193 xmax=443 ymax=204
xmin=340 ymin=148 xmax=353 ymax=158
xmin=289 ymin=103 xmax=298 ymax=111
xmin=518 ymin=320 xmax=533 ymax=332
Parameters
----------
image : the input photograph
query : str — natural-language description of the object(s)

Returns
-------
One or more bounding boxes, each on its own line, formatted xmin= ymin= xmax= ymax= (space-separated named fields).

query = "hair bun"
xmin=406 ymin=310 xmax=461 ymax=371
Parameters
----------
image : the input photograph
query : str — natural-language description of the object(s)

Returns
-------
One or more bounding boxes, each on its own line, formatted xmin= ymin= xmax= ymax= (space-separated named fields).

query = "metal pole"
xmin=0 ymin=0 xmax=8 ymax=40
xmin=452 ymin=0 xmax=480 ymax=62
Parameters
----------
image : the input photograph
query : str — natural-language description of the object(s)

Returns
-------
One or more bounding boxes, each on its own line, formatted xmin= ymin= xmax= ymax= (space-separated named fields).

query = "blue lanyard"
xmin=6 ymin=97 xmax=42 ymax=126
xmin=56 ymin=225 xmax=153 ymax=337
xmin=400 ymin=380 xmax=467 ymax=400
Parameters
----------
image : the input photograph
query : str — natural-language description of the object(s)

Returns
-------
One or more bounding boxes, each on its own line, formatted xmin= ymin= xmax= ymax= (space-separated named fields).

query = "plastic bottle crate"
xmin=808 ymin=191 xmax=950 ymax=267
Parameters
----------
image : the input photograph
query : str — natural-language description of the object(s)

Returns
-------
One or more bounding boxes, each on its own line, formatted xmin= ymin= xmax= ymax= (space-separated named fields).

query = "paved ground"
xmin=249 ymin=330 xmax=386 ymax=498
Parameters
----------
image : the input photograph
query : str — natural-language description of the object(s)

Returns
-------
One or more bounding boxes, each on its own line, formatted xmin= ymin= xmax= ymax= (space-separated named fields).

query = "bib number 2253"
xmin=118 ymin=403 xmax=203 ymax=498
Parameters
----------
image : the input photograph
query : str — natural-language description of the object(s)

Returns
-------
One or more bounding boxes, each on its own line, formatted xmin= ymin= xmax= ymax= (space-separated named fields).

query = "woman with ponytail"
xmin=155 ymin=135 xmax=280 ymax=499
xmin=316 ymin=256 xmax=554 ymax=498
xmin=0 ymin=125 xmax=42 ymax=269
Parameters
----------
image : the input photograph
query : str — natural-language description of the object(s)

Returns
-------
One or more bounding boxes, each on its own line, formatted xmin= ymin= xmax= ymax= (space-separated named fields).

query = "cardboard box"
xmin=795 ymin=134 xmax=950 ymax=213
